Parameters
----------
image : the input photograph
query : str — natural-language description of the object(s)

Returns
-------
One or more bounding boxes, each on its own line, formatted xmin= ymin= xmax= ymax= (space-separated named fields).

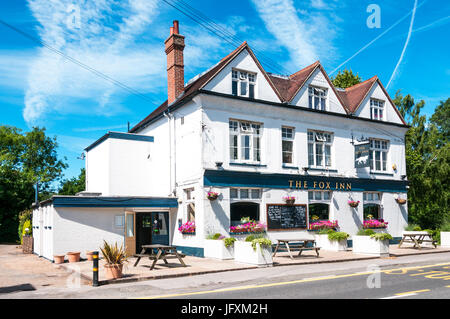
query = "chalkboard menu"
xmin=266 ymin=204 xmax=307 ymax=230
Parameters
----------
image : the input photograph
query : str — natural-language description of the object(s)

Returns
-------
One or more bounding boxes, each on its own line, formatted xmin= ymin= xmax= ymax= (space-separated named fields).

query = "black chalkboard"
xmin=266 ymin=204 xmax=307 ymax=230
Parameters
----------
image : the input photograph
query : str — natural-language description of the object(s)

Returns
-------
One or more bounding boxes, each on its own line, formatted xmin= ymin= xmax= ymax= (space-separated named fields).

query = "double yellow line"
xmin=137 ymin=262 xmax=450 ymax=299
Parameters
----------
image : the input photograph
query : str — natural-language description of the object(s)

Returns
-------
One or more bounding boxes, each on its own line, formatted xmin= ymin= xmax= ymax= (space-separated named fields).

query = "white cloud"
xmin=23 ymin=0 xmax=164 ymax=124
xmin=251 ymin=0 xmax=339 ymax=72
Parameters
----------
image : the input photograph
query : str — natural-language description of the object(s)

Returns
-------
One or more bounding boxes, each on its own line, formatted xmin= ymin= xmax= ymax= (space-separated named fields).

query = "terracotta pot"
xmin=54 ymin=255 xmax=65 ymax=264
xmin=67 ymin=252 xmax=80 ymax=263
xmin=104 ymin=264 xmax=124 ymax=280
xmin=86 ymin=251 xmax=94 ymax=261
xmin=396 ymin=198 xmax=407 ymax=205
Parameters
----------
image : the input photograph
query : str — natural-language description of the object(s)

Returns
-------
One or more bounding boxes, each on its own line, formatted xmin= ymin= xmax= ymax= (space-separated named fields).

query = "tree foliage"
xmin=58 ymin=168 xmax=85 ymax=195
xmin=331 ymin=69 xmax=362 ymax=89
xmin=394 ymin=94 xmax=449 ymax=229
xmin=0 ymin=126 xmax=67 ymax=242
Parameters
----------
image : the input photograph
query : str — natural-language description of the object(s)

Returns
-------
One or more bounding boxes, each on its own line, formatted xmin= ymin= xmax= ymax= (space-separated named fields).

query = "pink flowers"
xmin=348 ymin=200 xmax=360 ymax=208
xmin=309 ymin=220 xmax=339 ymax=230
xmin=207 ymin=191 xmax=219 ymax=200
xmin=230 ymin=221 xmax=266 ymax=234
xmin=363 ymin=219 xmax=388 ymax=229
xmin=282 ymin=196 xmax=295 ymax=200
xmin=178 ymin=221 xmax=195 ymax=234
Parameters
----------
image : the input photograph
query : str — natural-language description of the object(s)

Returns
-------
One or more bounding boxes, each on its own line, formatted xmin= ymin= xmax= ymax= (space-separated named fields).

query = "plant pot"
xmin=396 ymin=198 xmax=407 ymax=205
xmin=234 ymin=241 xmax=272 ymax=266
xmin=208 ymin=195 xmax=218 ymax=201
xmin=284 ymin=199 xmax=295 ymax=205
xmin=86 ymin=251 xmax=94 ymax=261
xmin=67 ymin=252 xmax=80 ymax=263
xmin=348 ymin=202 xmax=359 ymax=208
xmin=204 ymin=239 xmax=234 ymax=260
xmin=314 ymin=234 xmax=348 ymax=251
xmin=54 ymin=255 xmax=65 ymax=264
xmin=440 ymin=232 xmax=450 ymax=248
xmin=352 ymin=235 xmax=389 ymax=256
xmin=104 ymin=264 xmax=124 ymax=280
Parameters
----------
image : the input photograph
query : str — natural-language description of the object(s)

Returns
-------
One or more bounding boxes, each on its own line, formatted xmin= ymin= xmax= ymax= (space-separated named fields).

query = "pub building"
xmin=32 ymin=21 xmax=409 ymax=260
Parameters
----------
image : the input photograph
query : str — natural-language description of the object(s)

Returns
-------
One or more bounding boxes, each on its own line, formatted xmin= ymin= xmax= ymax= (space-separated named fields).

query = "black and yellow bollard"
xmin=92 ymin=251 xmax=99 ymax=287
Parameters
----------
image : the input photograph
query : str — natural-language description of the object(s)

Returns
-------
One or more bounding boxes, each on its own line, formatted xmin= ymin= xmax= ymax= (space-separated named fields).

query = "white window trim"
xmin=307 ymin=130 xmax=334 ymax=169
xmin=308 ymin=85 xmax=328 ymax=111
xmin=230 ymin=187 xmax=262 ymax=202
xmin=229 ymin=119 xmax=262 ymax=164
xmin=232 ymin=69 xmax=257 ymax=98
xmin=308 ymin=190 xmax=332 ymax=203
xmin=369 ymin=138 xmax=389 ymax=173
xmin=370 ymin=99 xmax=385 ymax=121
xmin=281 ymin=126 xmax=295 ymax=165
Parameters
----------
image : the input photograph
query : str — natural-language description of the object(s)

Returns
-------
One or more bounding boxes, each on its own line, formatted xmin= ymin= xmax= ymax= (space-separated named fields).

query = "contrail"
xmin=330 ymin=0 xmax=426 ymax=75
xmin=386 ymin=0 xmax=418 ymax=89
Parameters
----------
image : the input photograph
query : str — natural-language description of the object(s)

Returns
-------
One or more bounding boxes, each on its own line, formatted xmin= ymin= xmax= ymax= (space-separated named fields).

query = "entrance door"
xmin=136 ymin=213 xmax=153 ymax=253
xmin=125 ymin=211 xmax=136 ymax=256
xmin=150 ymin=212 xmax=169 ymax=245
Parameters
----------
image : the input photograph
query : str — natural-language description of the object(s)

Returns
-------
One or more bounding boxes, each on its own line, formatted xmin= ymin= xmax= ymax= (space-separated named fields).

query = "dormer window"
xmin=370 ymin=99 xmax=385 ymax=121
xmin=232 ymin=69 xmax=256 ymax=98
xmin=308 ymin=86 xmax=327 ymax=111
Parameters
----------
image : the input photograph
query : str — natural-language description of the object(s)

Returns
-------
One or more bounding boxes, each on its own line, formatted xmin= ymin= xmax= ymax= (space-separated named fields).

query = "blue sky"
xmin=1 ymin=0 xmax=449 ymax=182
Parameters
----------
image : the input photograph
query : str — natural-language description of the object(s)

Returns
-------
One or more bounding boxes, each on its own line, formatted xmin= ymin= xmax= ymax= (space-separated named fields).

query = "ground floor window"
xmin=308 ymin=191 xmax=331 ymax=221
xmin=184 ymin=187 xmax=195 ymax=222
xmin=230 ymin=202 xmax=260 ymax=226
xmin=363 ymin=192 xmax=382 ymax=220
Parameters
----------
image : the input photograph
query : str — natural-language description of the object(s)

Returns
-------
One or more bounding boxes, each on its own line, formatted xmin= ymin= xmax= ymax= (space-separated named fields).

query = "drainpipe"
xmin=164 ymin=111 xmax=176 ymax=196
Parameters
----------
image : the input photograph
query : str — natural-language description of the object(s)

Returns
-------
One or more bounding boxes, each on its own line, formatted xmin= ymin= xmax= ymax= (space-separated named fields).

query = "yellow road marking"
xmin=395 ymin=289 xmax=430 ymax=296
xmin=137 ymin=262 xmax=450 ymax=299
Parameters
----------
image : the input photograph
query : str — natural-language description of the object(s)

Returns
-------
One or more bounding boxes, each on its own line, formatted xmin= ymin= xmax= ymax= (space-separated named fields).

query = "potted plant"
xmin=283 ymin=195 xmax=295 ymax=205
xmin=204 ymin=233 xmax=235 ymax=260
xmin=308 ymin=219 xmax=339 ymax=231
xmin=348 ymin=200 xmax=360 ymax=208
xmin=67 ymin=251 xmax=80 ymax=263
xmin=178 ymin=221 xmax=196 ymax=235
xmin=100 ymin=240 xmax=127 ymax=280
xmin=395 ymin=198 xmax=407 ymax=205
xmin=314 ymin=229 xmax=349 ymax=251
xmin=363 ymin=217 xmax=388 ymax=230
xmin=53 ymin=255 xmax=65 ymax=264
xmin=234 ymin=235 xmax=272 ymax=266
xmin=352 ymin=229 xmax=392 ymax=256
xmin=207 ymin=191 xmax=219 ymax=201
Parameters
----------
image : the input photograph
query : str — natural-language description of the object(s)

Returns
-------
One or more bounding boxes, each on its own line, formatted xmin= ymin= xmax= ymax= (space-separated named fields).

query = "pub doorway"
xmin=135 ymin=212 xmax=169 ymax=253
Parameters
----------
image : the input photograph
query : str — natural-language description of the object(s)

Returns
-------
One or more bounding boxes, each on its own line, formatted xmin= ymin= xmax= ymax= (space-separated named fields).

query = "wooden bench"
xmin=273 ymin=239 xmax=320 ymax=259
xmin=398 ymin=233 xmax=437 ymax=249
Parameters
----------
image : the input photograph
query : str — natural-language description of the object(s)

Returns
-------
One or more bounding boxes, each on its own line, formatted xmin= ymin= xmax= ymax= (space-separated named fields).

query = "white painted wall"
xmin=86 ymin=140 xmax=110 ymax=195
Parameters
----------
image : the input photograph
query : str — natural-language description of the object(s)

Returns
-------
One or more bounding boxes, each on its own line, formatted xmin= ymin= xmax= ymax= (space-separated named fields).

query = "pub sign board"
xmin=354 ymin=142 xmax=370 ymax=168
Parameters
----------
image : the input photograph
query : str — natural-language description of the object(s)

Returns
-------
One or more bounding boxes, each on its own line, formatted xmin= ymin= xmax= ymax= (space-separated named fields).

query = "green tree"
xmin=58 ymin=168 xmax=85 ymax=195
xmin=0 ymin=126 xmax=67 ymax=242
xmin=331 ymin=69 xmax=362 ymax=88
xmin=394 ymin=94 xmax=449 ymax=229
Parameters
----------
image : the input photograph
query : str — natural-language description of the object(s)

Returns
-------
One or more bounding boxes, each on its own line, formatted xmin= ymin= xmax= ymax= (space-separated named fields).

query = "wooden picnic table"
xmin=398 ymin=233 xmax=437 ymax=249
xmin=133 ymin=244 xmax=187 ymax=270
xmin=272 ymin=238 xmax=320 ymax=259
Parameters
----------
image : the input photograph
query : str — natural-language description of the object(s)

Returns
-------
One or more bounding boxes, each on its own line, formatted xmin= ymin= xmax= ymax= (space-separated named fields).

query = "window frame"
xmin=308 ymin=86 xmax=328 ymax=111
xmin=369 ymin=139 xmax=389 ymax=172
xmin=307 ymin=130 xmax=333 ymax=168
xmin=370 ymin=99 xmax=385 ymax=121
xmin=232 ymin=69 xmax=256 ymax=99
xmin=281 ymin=126 xmax=295 ymax=165
xmin=229 ymin=119 xmax=262 ymax=164
xmin=230 ymin=187 xmax=262 ymax=202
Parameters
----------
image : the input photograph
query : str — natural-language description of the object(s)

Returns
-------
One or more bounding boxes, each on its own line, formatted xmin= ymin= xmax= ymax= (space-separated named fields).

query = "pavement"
xmin=1 ymin=243 xmax=449 ymax=295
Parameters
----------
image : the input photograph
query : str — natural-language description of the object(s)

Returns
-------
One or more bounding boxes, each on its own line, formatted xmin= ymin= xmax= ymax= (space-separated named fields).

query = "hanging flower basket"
xmin=396 ymin=198 xmax=407 ymax=205
xmin=178 ymin=221 xmax=196 ymax=234
xmin=283 ymin=196 xmax=296 ymax=205
xmin=207 ymin=191 xmax=219 ymax=201
xmin=348 ymin=200 xmax=360 ymax=208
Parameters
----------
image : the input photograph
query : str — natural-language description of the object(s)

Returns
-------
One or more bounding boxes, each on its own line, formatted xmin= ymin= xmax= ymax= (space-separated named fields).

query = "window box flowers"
xmin=283 ymin=195 xmax=295 ymax=205
xmin=207 ymin=191 xmax=219 ymax=201
xmin=348 ymin=200 xmax=360 ymax=208
xmin=230 ymin=221 xmax=266 ymax=235
xmin=363 ymin=219 xmax=388 ymax=229
xmin=308 ymin=220 xmax=339 ymax=231
xmin=178 ymin=221 xmax=195 ymax=234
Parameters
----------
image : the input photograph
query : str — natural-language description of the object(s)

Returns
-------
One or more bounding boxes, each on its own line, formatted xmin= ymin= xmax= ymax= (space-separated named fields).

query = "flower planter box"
xmin=234 ymin=241 xmax=272 ymax=266
xmin=440 ymin=232 xmax=450 ymax=248
xmin=352 ymin=235 xmax=389 ymax=256
xmin=204 ymin=239 xmax=234 ymax=260
xmin=314 ymin=234 xmax=347 ymax=252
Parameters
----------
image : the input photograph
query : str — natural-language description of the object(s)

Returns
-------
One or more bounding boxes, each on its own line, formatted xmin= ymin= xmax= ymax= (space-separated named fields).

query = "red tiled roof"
xmin=336 ymin=76 xmax=378 ymax=113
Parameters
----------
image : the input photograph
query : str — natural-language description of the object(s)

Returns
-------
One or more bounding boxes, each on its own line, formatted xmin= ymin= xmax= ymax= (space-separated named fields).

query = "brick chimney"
xmin=165 ymin=20 xmax=185 ymax=105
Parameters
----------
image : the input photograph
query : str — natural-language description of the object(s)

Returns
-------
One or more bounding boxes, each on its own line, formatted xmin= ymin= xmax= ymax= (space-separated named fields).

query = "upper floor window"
xmin=370 ymin=99 xmax=385 ymax=121
xmin=282 ymin=126 xmax=294 ymax=165
xmin=308 ymin=86 xmax=327 ymax=111
xmin=308 ymin=130 xmax=333 ymax=168
xmin=229 ymin=120 xmax=262 ymax=163
xmin=232 ymin=70 xmax=256 ymax=98
xmin=369 ymin=139 xmax=388 ymax=172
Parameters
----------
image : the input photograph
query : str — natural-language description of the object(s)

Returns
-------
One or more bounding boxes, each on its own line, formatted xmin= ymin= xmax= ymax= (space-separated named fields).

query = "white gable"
xmin=290 ymin=67 xmax=346 ymax=114
xmin=203 ymin=48 xmax=281 ymax=103
xmin=354 ymin=82 xmax=404 ymax=124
